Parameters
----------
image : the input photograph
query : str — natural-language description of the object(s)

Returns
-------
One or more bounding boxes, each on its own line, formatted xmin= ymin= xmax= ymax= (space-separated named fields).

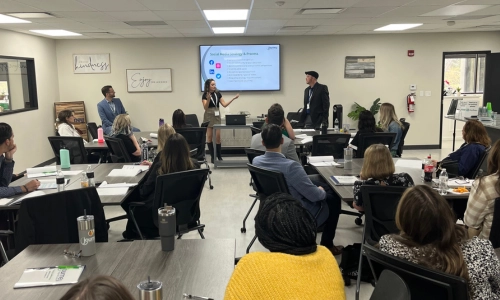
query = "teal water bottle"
xmin=60 ymin=147 xmax=70 ymax=169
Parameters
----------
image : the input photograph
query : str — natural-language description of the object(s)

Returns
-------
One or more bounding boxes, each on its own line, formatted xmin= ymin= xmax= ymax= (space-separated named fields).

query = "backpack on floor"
xmin=339 ymin=243 xmax=374 ymax=286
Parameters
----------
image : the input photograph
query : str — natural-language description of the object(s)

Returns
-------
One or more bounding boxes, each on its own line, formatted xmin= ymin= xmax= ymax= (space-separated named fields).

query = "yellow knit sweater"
xmin=224 ymin=246 xmax=345 ymax=300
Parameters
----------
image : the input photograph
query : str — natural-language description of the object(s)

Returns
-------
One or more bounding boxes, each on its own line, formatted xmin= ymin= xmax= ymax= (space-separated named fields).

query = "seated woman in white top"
xmin=56 ymin=110 xmax=87 ymax=144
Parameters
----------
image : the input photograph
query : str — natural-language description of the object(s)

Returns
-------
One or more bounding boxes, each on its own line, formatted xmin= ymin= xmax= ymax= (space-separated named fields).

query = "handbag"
xmin=286 ymin=108 xmax=304 ymax=129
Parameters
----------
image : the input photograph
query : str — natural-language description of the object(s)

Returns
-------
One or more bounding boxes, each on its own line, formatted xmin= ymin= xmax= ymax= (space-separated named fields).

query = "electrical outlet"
xmin=425 ymin=91 xmax=431 ymax=97
xmin=420 ymin=91 xmax=424 ymax=97
xmin=410 ymin=84 xmax=417 ymax=91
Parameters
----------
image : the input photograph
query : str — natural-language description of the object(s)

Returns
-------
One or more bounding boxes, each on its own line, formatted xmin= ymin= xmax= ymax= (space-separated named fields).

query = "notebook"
xmin=329 ymin=175 xmax=359 ymax=186
xmin=14 ymin=265 xmax=85 ymax=289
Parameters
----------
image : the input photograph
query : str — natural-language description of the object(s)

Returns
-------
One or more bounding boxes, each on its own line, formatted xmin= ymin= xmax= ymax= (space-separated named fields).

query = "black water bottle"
xmin=321 ymin=122 xmax=327 ymax=135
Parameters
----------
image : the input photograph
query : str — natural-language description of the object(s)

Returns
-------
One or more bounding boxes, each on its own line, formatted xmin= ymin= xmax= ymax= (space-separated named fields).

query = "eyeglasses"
xmin=63 ymin=249 xmax=81 ymax=258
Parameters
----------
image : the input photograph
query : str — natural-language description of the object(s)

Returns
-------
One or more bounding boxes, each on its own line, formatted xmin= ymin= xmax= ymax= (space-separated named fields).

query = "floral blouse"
xmin=353 ymin=173 xmax=414 ymax=207
xmin=379 ymin=235 xmax=500 ymax=300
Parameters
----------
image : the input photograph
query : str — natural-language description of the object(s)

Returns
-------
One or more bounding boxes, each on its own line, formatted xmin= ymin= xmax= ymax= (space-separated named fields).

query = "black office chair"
xmin=0 ymin=240 xmax=9 ymax=266
xmin=200 ymin=121 xmax=209 ymax=127
xmin=129 ymin=169 xmax=209 ymax=240
xmin=175 ymin=127 xmax=213 ymax=190
xmin=241 ymin=149 xmax=265 ymax=233
xmin=354 ymin=185 xmax=408 ymax=298
xmin=311 ymin=133 xmax=350 ymax=158
xmin=364 ymin=244 xmax=469 ymax=300
xmin=252 ymin=121 xmax=264 ymax=129
xmin=471 ymin=147 xmax=490 ymax=179
xmin=48 ymin=136 xmax=88 ymax=164
xmin=286 ymin=109 xmax=304 ymax=129
xmin=185 ymin=114 xmax=200 ymax=127
xmin=489 ymin=198 xmax=500 ymax=248
xmin=14 ymin=187 xmax=108 ymax=254
xmin=105 ymin=137 xmax=133 ymax=163
xmin=356 ymin=132 xmax=396 ymax=158
xmin=250 ymin=126 xmax=262 ymax=136
xmin=87 ymin=122 xmax=99 ymax=140
xmin=396 ymin=120 xmax=410 ymax=157
xmin=369 ymin=269 xmax=410 ymax=300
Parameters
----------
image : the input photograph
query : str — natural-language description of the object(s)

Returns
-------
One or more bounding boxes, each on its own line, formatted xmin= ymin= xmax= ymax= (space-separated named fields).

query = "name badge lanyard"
xmin=307 ymin=89 xmax=313 ymax=112
xmin=211 ymin=93 xmax=220 ymax=116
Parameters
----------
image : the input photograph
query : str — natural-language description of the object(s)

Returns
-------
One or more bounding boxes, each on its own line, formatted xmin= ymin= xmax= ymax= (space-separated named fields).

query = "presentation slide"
xmin=200 ymin=45 xmax=280 ymax=91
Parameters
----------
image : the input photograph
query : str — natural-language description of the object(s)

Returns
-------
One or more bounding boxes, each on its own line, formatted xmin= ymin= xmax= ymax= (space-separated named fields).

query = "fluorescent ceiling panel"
xmin=374 ymin=23 xmax=423 ymax=31
xmin=212 ymin=27 xmax=245 ymax=34
xmin=8 ymin=13 xmax=54 ymax=19
xmin=0 ymin=14 xmax=30 ymax=23
xmin=301 ymin=8 xmax=343 ymax=14
xmin=203 ymin=9 xmax=248 ymax=21
xmin=30 ymin=29 xmax=81 ymax=36
xmin=421 ymin=5 xmax=490 ymax=16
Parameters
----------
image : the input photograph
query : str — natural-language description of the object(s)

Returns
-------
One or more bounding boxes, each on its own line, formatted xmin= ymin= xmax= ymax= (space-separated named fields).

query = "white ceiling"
xmin=0 ymin=0 xmax=499 ymax=39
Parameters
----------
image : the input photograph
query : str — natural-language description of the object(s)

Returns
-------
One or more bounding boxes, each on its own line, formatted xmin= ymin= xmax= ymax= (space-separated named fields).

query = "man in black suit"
xmin=300 ymin=71 xmax=330 ymax=129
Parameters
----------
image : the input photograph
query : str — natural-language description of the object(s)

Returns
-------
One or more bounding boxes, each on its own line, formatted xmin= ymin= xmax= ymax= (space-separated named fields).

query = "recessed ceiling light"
xmin=203 ymin=9 xmax=248 ymax=21
xmin=8 ymin=13 xmax=54 ymax=19
xmin=0 ymin=14 xmax=30 ymax=23
xmin=212 ymin=27 xmax=245 ymax=34
xmin=301 ymin=8 xmax=343 ymax=14
xmin=421 ymin=5 xmax=490 ymax=17
xmin=374 ymin=24 xmax=423 ymax=31
xmin=29 ymin=30 xmax=81 ymax=36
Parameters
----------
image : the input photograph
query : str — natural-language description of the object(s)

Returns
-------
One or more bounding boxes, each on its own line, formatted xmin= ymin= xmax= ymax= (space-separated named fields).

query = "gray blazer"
xmin=250 ymin=133 xmax=300 ymax=162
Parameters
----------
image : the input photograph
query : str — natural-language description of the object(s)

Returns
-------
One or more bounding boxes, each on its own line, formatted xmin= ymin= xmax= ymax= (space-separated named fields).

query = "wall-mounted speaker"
xmin=332 ymin=105 xmax=343 ymax=128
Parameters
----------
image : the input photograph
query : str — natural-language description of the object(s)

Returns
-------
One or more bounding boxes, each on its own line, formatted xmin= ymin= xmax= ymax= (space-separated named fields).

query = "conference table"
xmin=0 ymin=239 xmax=236 ymax=300
xmin=84 ymin=131 xmax=159 ymax=150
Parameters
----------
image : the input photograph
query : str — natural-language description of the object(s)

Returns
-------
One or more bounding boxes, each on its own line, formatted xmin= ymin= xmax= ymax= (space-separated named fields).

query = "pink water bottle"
xmin=97 ymin=127 xmax=104 ymax=143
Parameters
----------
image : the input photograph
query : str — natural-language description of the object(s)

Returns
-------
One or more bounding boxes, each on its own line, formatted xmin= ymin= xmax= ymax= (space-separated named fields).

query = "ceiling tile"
xmin=77 ymin=0 xmax=148 ymax=11
xmin=276 ymin=30 xmax=308 ymax=35
xmin=252 ymin=0 xmax=309 ymax=9
xmin=177 ymin=27 xmax=212 ymax=34
xmin=82 ymin=32 xmax=123 ymax=38
xmin=322 ymin=17 xmax=380 ymax=25
xmin=466 ymin=5 xmax=500 ymax=15
xmin=250 ymin=8 xmax=299 ymax=19
xmin=353 ymin=0 xmax=414 ymax=7
xmin=182 ymin=32 xmax=214 ymax=37
xmin=166 ymin=20 xmax=208 ymax=28
xmin=196 ymin=0 xmax=252 ymax=10
xmin=304 ymin=0 xmax=362 ymax=9
xmin=150 ymin=32 xmax=183 ymax=37
xmin=245 ymin=27 xmax=279 ymax=34
xmin=346 ymin=24 xmax=381 ymax=30
xmin=106 ymin=11 xmax=162 ymax=21
xmin=461 ymin=0 xmax=500 ymax=4
xmin=119 ymin=34 xmax=152 ymax=38
xmin=54 ymin=11 xmax=118 ymax=21
xmin=138 ymin=0 xmax=199 ymax=10
xmin=82 ymin=21 xmax=132 ymax=29
xmin=406 ymin=0 xmax=465 ymax=6
xmin=335 ymin=6 xmax=399 ymax=18
xmin=154 ymin=10 xmax=205 ymax=21
xmin=247 ymin=19 xmax=288 ymax=28
xmin=0 ymin=0 xmax=42 ymax=13
xmin=140 ymin=28 xmax=181 ymax=34
xmin=108 ymin=28 xmax=146 ymax=34
xmin=379 ymin=5 xmax=447 ymax=17
xmin=310 ymin=25 xmax=350 ymax=32
xmin=17 ymin=0 xmax=95 ymax=12
xmin=285 ymin=18 xmax=326 ymax=26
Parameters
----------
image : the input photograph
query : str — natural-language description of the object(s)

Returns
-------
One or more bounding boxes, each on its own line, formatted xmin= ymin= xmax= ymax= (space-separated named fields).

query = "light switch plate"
xmin=410 ymin=84 xmax=417 ymax=90
xmin=420 ymin=91 xmax=424 ymax=97
xmin=425 ymin=91 xmax=431 ymax=97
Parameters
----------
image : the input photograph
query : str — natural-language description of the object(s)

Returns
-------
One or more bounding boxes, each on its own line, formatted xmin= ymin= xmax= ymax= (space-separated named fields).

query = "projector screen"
xmin=200 ymin=44 xmax=280 ymax=92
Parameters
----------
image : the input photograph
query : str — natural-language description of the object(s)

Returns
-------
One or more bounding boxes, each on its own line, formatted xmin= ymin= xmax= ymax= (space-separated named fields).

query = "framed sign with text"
xmin=73 ymin=54 xmax=110 ymax=74
xmin=126 ymin=68 xmax=172 ymax=92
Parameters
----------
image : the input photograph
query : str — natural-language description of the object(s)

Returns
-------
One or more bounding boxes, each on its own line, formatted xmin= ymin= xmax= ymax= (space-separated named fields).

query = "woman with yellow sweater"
xmin=224 ymin=192 xmax=345 ymax=300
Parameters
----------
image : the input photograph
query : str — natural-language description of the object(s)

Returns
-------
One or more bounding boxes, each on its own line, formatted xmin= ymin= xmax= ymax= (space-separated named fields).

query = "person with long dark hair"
xmin=224 ymin=192 xmax=345 ymax=300
xmin=202 ymin=79 xmax=239 ymax=163
xmin=379 ymin=185 xmax=500 ymax=300
xmin=172 ymin=109 xmax=191 ymax=129
xmin=0 ymin=123 xmax=39 ymax=197
xmin=56 ymin=110 xmax=87 ymax=143
xmin=350 ymin=110 xmax=376 ymax=149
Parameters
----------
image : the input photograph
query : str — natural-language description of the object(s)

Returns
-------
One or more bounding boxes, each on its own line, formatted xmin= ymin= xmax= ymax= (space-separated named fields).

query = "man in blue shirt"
xmin=97 ymin=85 xmax=140 ymax=135
xmin=252 ymin=124 xmax=343 ymax=255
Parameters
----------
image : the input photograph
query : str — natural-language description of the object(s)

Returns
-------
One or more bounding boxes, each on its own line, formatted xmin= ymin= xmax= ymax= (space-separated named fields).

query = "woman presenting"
xmin=202 ymin=79 xmax=239 ymax=163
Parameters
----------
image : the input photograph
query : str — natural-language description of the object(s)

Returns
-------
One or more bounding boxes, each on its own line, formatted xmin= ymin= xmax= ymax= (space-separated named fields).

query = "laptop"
xmin=225 ymin=114 xmax=246 ymax=125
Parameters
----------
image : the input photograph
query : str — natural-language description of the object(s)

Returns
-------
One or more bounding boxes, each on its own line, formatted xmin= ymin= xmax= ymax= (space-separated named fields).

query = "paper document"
xmin=395 ymin=159 xmax=422 ymax=169
xmin=293 ymin=129 xmax=315 ymax=132
xmin=26 ymin=166 xmax=57 ymax=178
xmin=349 ymin=144 xmax=358 ymax=151
xmin=122 ymin=165 xmax=149 ymax=172
xmin=308 ymin=156 xmax=340 ymax=167
xmin=330 ymin=175 xmax=359 ymax=186
xmin=99 ymin=181 xmax=137 ymax=188
xmin=97 ymin=187 xmax=129 ymax=196
xmin=10 ymin=191 xmax=46 ymax=206
xmin=150 ymin=133 xmax=158 ymax=138
xmin=432 ymin=178 xmax=474 ymax=188
xmin=295 ymin=134 xmax=308 ymax=139
xmin=0 ymin=198 xmax=13 ymax=206
xmin=61 ymin=170 xmax=83 ymax=176
xmin=38 ymin=178 xmax=69 ymax=190
xmin=300 ymin=136 xmax=313 ymax=144
xmin=107 ymin=169 xmax=143 ymax=177
xmin=14 ymin=265 xmax=85 ymax=288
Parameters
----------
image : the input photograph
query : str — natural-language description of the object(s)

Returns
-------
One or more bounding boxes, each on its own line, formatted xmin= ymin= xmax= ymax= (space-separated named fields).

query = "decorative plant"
xmin=347 ymin=98 xmax=381 ymax=121
xmin=456 ymin=86 xmax=461 ymax=93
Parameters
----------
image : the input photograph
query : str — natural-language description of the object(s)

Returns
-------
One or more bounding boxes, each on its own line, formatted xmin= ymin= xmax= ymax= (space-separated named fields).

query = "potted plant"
xmin=347 ymin=98 xmax=381 ymax=121
xmin=456 ymin=86 xmax=461 ymax=96
xmin=0 ymin=92 xmax=5 ymax=100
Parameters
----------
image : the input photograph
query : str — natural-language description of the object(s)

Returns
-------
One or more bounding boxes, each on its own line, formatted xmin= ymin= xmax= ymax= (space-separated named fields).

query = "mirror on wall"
xmin=0 ymin=56 xmax=37 ymax=115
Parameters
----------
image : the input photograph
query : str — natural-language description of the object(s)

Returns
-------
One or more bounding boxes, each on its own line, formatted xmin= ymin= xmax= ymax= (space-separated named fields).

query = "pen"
xmin=183 ymin=293 xmax=214 ymax=300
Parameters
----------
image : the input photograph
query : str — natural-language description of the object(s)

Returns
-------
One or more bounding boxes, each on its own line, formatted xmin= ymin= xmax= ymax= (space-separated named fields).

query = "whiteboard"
xmin=73 ymin=54 xmax=110 ymax=74
xmin=126 ymin=69 xmax=172 ymax=92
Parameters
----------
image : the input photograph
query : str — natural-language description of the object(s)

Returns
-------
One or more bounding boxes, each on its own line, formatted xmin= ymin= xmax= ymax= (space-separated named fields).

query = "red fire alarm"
xmin=408 ymin=50 xmax=415 ymax=57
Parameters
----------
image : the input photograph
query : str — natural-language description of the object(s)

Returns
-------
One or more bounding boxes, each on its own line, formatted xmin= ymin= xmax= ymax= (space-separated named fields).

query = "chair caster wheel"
xmin=355 ymin=217 xmax=363 ymax=226
xmin=241 ymin=228 xmax=246 ymax=233
xmin=210 ymin=185 xmax=214 ymax=190
xmin=209 ymin=170 xmax=212 ymax=174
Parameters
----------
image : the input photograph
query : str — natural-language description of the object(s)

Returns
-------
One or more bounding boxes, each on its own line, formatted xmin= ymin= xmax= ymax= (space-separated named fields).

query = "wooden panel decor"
xmin=54 ymin=101 xmax=89 ymax=141
xmin=345 ymin=56 xmax=375 ymax=78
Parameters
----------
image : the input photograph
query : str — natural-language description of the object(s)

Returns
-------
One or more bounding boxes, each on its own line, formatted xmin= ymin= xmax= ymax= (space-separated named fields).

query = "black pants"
xmin=311 ymin=179 xmax=342 ymax=247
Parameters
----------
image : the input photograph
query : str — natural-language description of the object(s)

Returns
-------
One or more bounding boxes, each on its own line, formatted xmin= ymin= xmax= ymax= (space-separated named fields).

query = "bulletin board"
xmin=54 ymin=101 xmax=89 ymax=141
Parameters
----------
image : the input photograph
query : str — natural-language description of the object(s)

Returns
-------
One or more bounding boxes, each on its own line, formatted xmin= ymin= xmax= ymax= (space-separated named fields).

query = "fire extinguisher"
xmin=407 ymin=93 xmax=415 ymax=113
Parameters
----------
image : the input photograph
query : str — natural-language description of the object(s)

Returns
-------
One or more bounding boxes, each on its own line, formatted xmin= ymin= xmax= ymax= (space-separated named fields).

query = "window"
xmin=444 ymin=53 xmax=486 ymax=94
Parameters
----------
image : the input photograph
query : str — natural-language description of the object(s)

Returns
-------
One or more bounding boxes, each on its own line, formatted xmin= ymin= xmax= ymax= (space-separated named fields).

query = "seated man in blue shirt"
xmin=252 ymin=124 xmax=343 ymax=255
xmin=97 ymin=85 xmax=140 ymax=135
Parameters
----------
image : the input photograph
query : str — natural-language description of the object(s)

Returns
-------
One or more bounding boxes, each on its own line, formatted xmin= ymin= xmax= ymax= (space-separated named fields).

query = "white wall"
xmin=0 ymin=29 xmax=59 ymax=172
xmin=55 ymin=31 xmax=500 ymax=146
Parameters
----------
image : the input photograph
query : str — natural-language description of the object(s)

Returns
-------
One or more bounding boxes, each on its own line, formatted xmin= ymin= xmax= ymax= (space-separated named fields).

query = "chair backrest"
xmin=244 ymin=148 xmax=265 ymax=164
xmin=357 ymin=132 xmax=397 ymax=158
xmin=247 ymin=163 xmax=290 ymax=199
xmin=0 ymin=240 xmax=8 ymax=265
xmin=286 ymin=110 xmax=304 ymax=129
xmin=250 ymin=126 xmax=262 ymax=136
xmin=396 ymin=120 xmax=410 ymax=157
xmin=471 ymin=147 xmax=490 ymax=178
xmin=369 ymin=269 xmax=410 ymax=300
xmin=14 ymin=187 xmax=108 ymax=253
xmin=87 ymin=122 xmax=99 ymax=140
xmin=311 ymin=133 xmax=351 ymax=158
xmin=105 ymin=137 xmax=133 ymax=163
xmin=489 ymin=198 xmax=500 ymax=248
xmin=47 ymin=136 xmax=88 ymax=165
xmin=185 ymin=114 xmax=200 ymax=127
xmin=200 ymin=121 xmax=209 ymax=128
xmin=252 ymin=121 xmax=264 ymax=129
xmin=361 ymin=185 xmax=408 ymax=245
xmin=153 ymin=169 xmax=209 ymax=229
xmin=364 ymin=244 xmax=469 ymax=300
xmin=175 ymin=127 xmax=207 ymax=161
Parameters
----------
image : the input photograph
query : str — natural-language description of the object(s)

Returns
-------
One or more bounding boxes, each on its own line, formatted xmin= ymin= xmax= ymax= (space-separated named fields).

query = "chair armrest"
xmin=0 ymin=230 xmax=14 ymax=236
xmin=129 ymin=202 xmax=146 ymax=208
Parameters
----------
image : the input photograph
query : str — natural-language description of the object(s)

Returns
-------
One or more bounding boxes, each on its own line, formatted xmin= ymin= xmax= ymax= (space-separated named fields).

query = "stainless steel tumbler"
xmin=344 ymin=148 xmax=353 ymax=170
xmin=77 ymin=215 xmax=96 ymax=256
xmin=138 ymin=278 xmax=162 ymax=300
